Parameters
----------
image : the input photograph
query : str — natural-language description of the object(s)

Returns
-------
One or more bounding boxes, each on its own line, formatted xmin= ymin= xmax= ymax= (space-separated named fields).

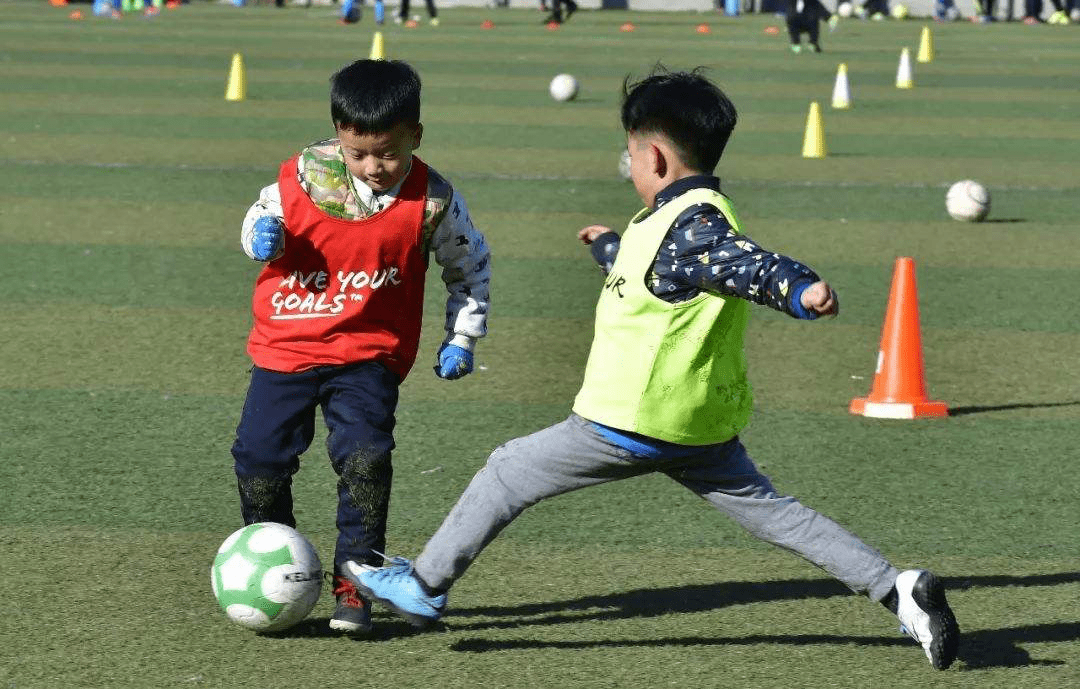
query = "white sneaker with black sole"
xmin=895 ymin=569 xmax=959 ymax=669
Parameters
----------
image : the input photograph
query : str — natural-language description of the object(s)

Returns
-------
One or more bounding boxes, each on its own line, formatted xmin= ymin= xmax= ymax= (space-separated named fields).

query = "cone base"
xmin=850 ymin=397 xmax=948 ymax=419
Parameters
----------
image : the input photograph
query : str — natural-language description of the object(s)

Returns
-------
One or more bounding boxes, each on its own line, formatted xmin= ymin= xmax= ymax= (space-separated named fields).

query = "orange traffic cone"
xmin=850 ymin=257 xmax=948 ymax=419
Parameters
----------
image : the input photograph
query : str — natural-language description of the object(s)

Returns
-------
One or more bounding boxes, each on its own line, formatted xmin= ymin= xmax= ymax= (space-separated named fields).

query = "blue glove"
xmin=434 ymin=344 xmax=473 ymax=380
xmin=250 ymin=216 xmax=284 ymax=262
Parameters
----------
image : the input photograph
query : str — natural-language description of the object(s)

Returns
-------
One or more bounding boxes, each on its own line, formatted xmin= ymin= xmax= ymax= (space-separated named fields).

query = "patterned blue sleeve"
xmin=654 ymin=203 xmax=821 ymax=317
xmin=589 ymin=231 xmax=621 ymax=275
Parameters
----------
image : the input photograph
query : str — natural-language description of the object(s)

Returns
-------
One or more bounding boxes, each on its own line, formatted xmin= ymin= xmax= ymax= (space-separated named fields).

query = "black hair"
xmin=330 ymin=59 xmax=421 ymax=133
xmin=621 ymin=66 xmax=737 ymax=174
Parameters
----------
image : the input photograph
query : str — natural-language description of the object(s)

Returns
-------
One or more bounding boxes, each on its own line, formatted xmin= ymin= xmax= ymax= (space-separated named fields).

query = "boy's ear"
xmin=412 ymin=123 xmax=423 ymax=150
xmin=650 ymin=143 xmax=667 ymax=179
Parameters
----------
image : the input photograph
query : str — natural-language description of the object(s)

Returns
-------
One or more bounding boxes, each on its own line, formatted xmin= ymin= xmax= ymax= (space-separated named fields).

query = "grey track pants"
xmin=415 ymin=414 xmax=899 ymax=601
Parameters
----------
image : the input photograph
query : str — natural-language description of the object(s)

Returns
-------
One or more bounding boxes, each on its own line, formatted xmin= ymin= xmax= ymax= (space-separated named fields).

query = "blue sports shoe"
xmin=343 ymin=558 xmax=447 ymax=628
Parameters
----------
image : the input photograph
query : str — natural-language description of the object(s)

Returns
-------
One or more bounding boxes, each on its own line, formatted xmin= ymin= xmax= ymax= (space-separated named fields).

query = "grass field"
xmin=2 ymin=1 xmax=1079 ymax=686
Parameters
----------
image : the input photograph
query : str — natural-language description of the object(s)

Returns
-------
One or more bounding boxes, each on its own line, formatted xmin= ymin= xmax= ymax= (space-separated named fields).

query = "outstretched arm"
xmin=662 ymin=203 xmax=832 ymax=319
xmin=430 ymin=190 xmax=491 ymax=379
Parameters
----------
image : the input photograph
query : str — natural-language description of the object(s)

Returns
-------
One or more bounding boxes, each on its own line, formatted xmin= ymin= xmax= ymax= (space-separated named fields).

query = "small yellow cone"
xmin=917 ymin=26 xmax=934 ymax=63
xmin=896 ymin=47 xmax=913 ymax=89
xmin=225 ymin=53 xmax=246 ymax=102
xmin=369 ymin=31 xmax=385 ymax=60
xmin=802 ymin=101 xmax=826 ymax=158
xmin=831 ymin=63 xmax=851 ymax=110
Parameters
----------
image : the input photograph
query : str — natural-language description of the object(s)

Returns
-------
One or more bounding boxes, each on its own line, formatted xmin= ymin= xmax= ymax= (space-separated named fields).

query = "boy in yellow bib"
xmin=345 ymin=67 xmax=959 ymax=670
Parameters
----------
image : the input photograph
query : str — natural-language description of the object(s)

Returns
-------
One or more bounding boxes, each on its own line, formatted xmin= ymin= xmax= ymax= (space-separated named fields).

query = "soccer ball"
xmin=1071 ymin=8 xmax=1080 ymax=22
xmin=211 ymin=522 xmax=323 ymax=632
xmin=618 ymin=149 xmax=632 ymax=180
xmin=837 ymin=2 xmax=853 ymax=17
xmin=890 ymin=2 xmax=909 ymax=19
xmin=549 ymin=74 xmax=579 ymax=102
xmin=945 ymin=180 xmax=990 ymax=222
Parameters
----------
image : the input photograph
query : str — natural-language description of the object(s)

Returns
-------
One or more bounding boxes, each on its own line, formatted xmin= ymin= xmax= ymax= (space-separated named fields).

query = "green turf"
xmin=2 ymin=2 xmax=1079 ymax=687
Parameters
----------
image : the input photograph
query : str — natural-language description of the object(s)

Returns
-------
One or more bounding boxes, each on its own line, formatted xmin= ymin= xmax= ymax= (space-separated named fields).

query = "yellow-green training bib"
xmin=572 ymin=188 xmax=752 ymax=444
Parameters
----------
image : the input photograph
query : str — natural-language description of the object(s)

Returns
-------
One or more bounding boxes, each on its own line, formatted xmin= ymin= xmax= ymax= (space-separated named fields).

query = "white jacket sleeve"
xmin=240 ymin=183 xmax=285 ymax=261
xmin=430 ymin=190 xmax=490 ymax=351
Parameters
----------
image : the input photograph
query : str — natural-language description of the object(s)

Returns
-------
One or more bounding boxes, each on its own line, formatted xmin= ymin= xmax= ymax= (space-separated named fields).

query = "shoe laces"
xmin=367 ymin=551 xmax=420 ymax=583
xmin=330 ymin=573 xmax=365 ymax=608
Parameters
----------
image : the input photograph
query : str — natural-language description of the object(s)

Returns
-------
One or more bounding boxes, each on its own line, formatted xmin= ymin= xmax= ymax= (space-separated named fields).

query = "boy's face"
xmin=336 ymin=121 xmax=423 ymax=192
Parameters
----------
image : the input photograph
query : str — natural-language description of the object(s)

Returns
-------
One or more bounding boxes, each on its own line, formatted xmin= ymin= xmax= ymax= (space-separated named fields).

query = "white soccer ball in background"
xmin=946 ymin=180 xmax=990 ymax=222
xmin=1071 ymin=7 xmax=1080 ymax=21
xmin=890 ymin=2 xmax=909 ymax=19
xmin=549 ymin=74 xmax=579 ymax=102
xmin=211 ymin=522 xmax=323 ymax=632
xmin=618 ymin=149 xmax=632 ymax=180
xmin=837 ymin=2 xmax=853 ymax=17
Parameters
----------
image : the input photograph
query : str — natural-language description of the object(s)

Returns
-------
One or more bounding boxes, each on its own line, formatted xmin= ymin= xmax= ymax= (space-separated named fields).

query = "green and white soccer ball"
xmin=945 ymin=179 xmax=990 ymax=222
xmin=211 ymin=522 xmax=323 ymax=632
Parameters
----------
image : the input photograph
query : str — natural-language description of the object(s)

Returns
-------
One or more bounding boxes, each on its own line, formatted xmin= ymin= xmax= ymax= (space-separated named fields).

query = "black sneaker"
xmin=564 ymin=1 xmax=577 ymax=20
xmin=895 ymin=570 xmax=959 ymax=669
xmin=329 ymin=574 xmax=372 ymax=635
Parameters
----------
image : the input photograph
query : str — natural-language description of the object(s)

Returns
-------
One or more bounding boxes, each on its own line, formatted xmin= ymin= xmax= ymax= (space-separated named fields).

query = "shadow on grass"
xmin=261 ymin=615 xmax=433 ymax=641
xmin=450 ymin=623 xmax=1075 ymax=669
xmin=948 ymin=400 xmax=1080 ymax=416
xmin=440 ymin=571 xmax=1080 ymax=669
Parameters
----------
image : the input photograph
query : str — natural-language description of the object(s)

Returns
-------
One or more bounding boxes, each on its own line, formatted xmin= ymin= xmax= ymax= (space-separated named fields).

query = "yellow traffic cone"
xmin=896 ymin=47 xmax=913 ymax=89
xmin=917 ymin=26 xmax=934 ymax=63
xmin=802 ymin=101 xmax=826 ymax=158
xmin=225 ymin=53 xmax=246 ymax=102
xmin=369 ymin=31 xmax=385 ymax=60
xmin=831 ymin=63 xmax=851 ymax=110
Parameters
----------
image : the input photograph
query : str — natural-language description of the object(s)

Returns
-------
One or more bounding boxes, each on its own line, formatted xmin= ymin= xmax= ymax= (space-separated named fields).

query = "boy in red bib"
xmin=231 ymin=59 xmax=490 ymax=635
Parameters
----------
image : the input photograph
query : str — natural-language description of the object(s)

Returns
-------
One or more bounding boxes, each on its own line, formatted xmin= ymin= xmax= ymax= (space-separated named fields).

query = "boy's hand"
xmin=801 ymin=281 xmax=839 ymax=318
xmin=250 ymin=216 xmax=284 ymax=262
xmin=578 ymin=225 xmax=612 ymax=245
xmin=434 ymin=344 xmax=473 ymax=380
